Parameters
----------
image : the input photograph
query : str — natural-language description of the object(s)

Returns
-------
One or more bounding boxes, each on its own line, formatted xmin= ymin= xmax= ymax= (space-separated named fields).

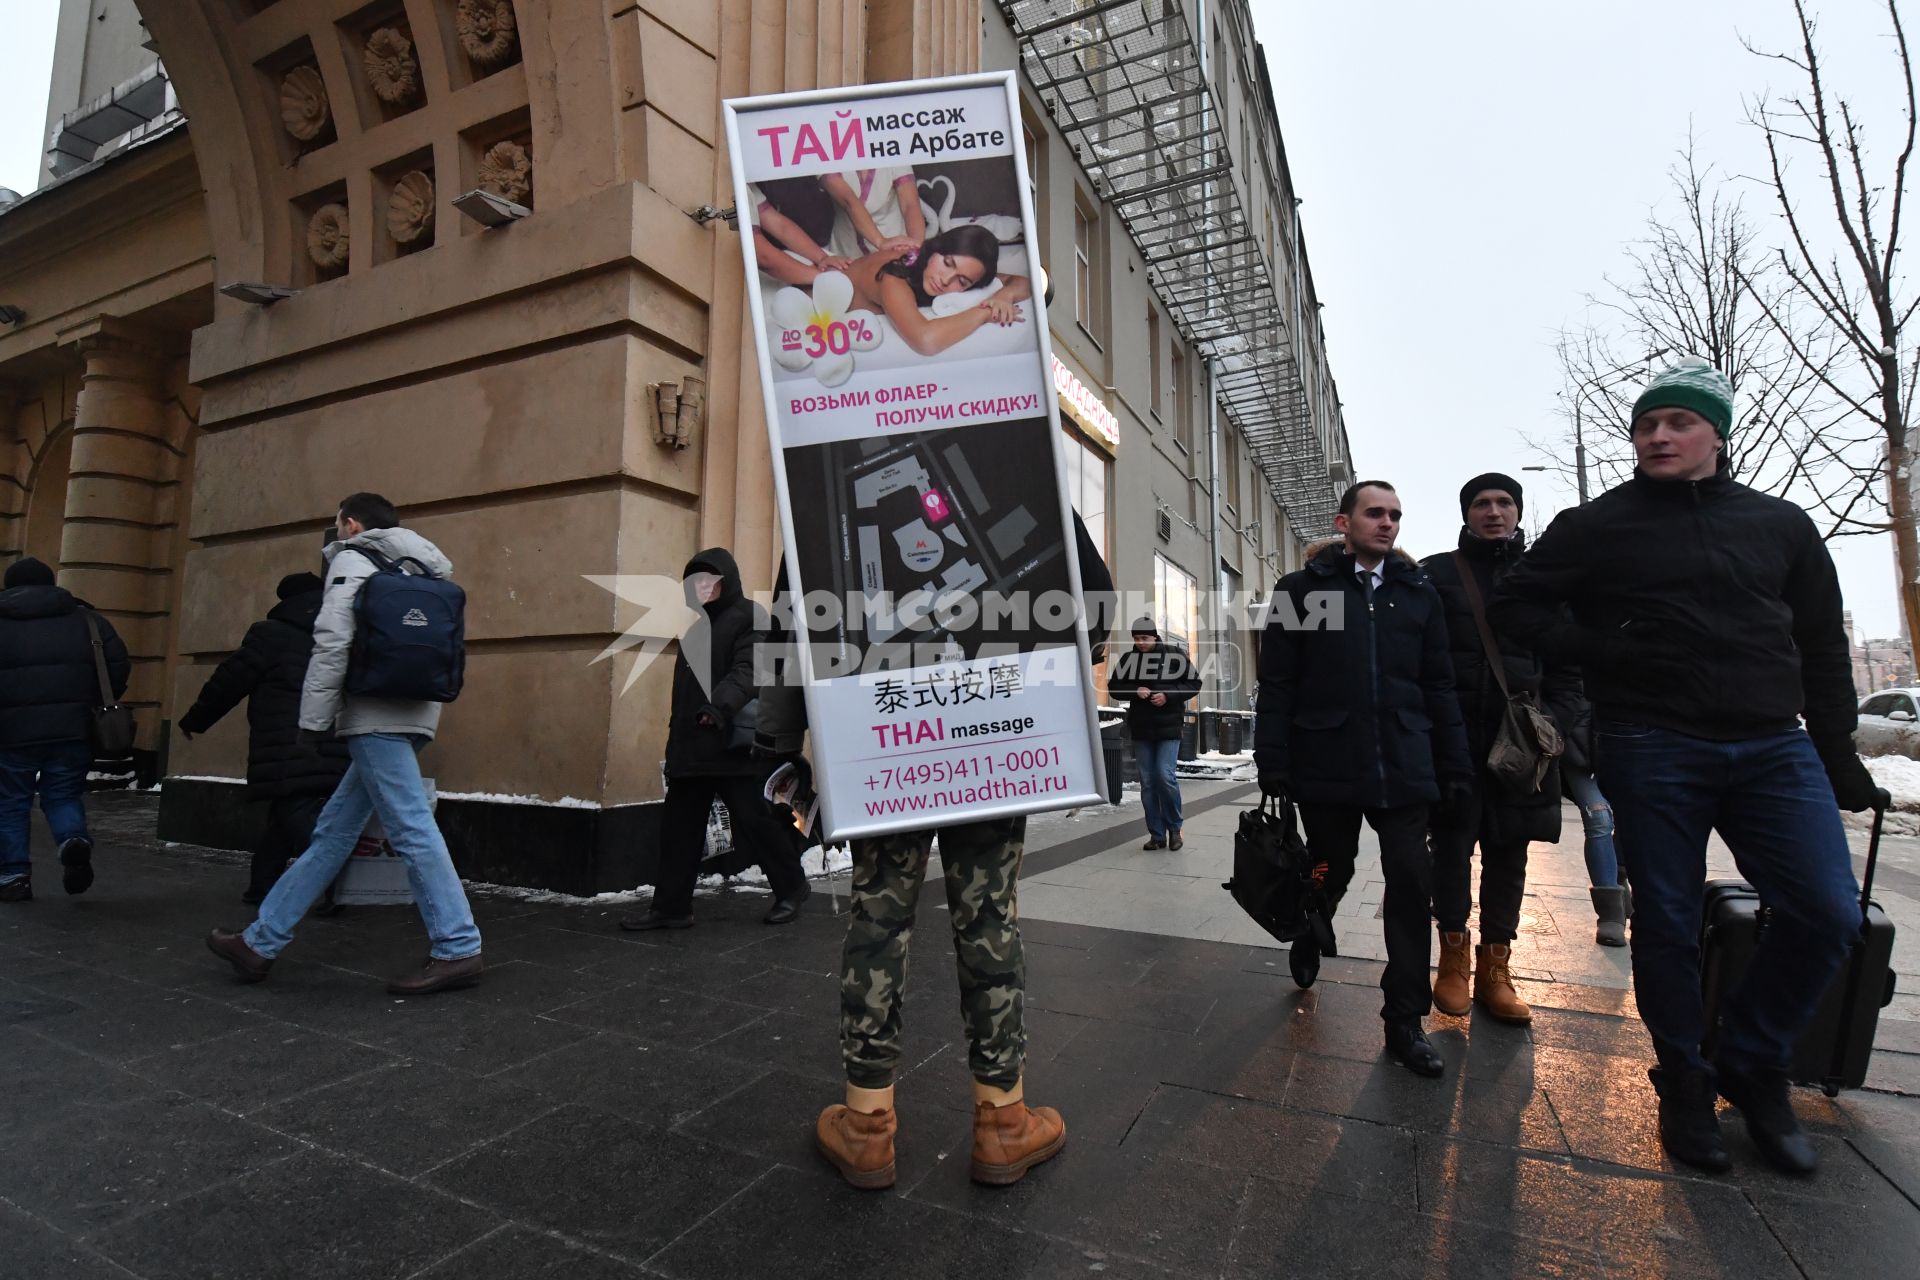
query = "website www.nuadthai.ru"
xmin=863 ymin=773 xmax=1071 ymax=816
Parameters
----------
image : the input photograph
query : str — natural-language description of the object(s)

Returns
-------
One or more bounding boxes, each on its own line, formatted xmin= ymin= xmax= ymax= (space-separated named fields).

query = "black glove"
xmin=1433 ymin=776 xmax=1476 ymax=824
xmin=1258 ymin=769 xmax=1290 ymax=799
xmin=1818 ymin=746 xmax=1890 ymax=813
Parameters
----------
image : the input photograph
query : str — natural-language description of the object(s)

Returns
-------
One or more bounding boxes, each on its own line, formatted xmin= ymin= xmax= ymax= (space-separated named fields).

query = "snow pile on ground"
xmin=466 ymin=843 xmax=852 ymax=908
xmin=1843 ymin=754 xmax=1920 ymax=835
xmin=1177 ymin=749 xmax=1256 ymax=781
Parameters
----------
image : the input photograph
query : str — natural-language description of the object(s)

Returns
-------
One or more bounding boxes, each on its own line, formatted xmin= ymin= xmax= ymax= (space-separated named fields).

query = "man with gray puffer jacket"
xmin=208 ymin=492 xmax=483 ymax=995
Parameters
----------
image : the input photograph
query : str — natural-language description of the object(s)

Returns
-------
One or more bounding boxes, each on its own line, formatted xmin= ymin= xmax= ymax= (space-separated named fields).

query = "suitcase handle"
xmin=1859 ymin=802 xmax=1886 ymax=923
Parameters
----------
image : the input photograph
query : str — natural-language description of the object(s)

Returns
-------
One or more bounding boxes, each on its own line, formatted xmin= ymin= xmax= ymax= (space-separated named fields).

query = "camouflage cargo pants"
xmin=841 ymin=815 xmax=1027 ymax=1089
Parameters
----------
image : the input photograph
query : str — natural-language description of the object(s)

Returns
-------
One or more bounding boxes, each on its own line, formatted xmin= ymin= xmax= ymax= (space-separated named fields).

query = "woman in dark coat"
xmin=623 ymin=548 xmax=810 ymax=931
xmin=179 ymin=572 xmax=351 ymax=903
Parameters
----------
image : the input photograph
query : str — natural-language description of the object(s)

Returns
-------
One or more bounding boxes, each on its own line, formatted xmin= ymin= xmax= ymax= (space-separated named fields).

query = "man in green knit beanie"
xmin=1490 ymin=354 xmax=1885 ymax=1179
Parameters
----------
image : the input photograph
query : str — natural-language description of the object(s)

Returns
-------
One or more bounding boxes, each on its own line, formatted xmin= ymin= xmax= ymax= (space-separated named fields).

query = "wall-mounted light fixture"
xmin=452 ymin=188 xmax=530 ymax=227
xmin=0 ymin=304 xmax=25 ymax=326
xmin=651 ymin=376 xmax=704 ymax=450
xmin=218 ymin=282 xmax=300 ymax=305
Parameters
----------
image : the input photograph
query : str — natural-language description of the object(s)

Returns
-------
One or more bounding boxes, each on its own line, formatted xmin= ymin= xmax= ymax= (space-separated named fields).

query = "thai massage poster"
xmin=724 ymin=72 xmax=1105 ymax=839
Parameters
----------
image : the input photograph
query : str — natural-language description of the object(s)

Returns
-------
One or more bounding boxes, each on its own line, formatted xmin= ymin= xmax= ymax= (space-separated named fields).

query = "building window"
xmin=1061 ymin=424 xmax=1110 ymax=564
xmin=1154 ymin=552 xmax=1199 ymax=654
xmin=1022 ymin=118 xmax=1046 ymax=257
xmin=1147 ymin=308 xmax=1162 ymax=418
xmin=1171 ymin=348 xmax=1190 ymax=457
xmin=1223 ymin=422 xmax=1240 ymax=513
xmin=1073 ymin=196 xmax=1102 ymax=341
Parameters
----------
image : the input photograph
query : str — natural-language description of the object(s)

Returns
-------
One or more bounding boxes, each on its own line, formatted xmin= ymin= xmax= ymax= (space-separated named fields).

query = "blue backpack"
xmin=346 ymin=548 xmax=466 ymax=702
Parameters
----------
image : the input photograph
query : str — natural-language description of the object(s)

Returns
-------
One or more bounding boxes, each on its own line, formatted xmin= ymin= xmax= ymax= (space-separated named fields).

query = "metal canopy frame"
xmin=997 ymin=0 xmax=1335 ymax=536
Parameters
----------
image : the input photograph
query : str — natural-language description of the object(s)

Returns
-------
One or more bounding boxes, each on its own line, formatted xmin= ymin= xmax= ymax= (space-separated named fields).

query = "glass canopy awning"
xmin=995 ymin=0 xmax=1335 ymax=537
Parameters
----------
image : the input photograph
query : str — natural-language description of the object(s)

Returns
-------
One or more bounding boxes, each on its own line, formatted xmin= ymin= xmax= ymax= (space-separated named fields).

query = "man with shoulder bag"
xmin=0 ymin=557 xmax=130 ymax=901
xmin=1420 ymin=473 xmax=1583 ymax=1027
xmin=208 ymin=493 xmax=483 ymax=994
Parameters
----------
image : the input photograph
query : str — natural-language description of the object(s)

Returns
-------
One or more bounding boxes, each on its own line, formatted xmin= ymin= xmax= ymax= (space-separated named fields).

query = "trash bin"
xmin=1179 ymin=715 xmax=1199 ymax=762
xmin=1102 ymin=735 xmax=1126 ymax=804
xmin=1217 ymin=715 xmax=1243 ymax=755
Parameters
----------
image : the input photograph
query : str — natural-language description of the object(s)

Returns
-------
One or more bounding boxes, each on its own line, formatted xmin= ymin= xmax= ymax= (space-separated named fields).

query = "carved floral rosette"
xmin=363 ymin=27 xmax=421 ymax=105
xmin=457 ymin=0 xmax=519 ymax=69
xmin=307 ymin=203 xmax=350 ymax=271
xmin=477 ymin=140 xmax=532 ymax=205
xmin=279 ymin=66 xmax=330 ymax=142
xmin=387 ymin=171 xmax=435 ymax=245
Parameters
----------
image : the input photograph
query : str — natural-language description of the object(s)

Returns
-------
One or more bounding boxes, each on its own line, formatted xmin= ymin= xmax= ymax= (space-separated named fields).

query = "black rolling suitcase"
xmin=1700 ymin=807 xmax=1898 ymax=1095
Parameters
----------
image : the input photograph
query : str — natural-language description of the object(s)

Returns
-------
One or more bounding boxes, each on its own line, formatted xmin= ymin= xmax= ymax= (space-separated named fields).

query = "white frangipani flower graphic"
xmin=768 ymin=270 xmax=882 ymax=387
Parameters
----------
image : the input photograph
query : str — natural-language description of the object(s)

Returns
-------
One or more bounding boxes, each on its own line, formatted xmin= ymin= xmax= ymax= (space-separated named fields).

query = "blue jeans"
xmin=1134 ymin=738 xmax=1183 ymax=838
xmin=246 ymin=734 xmax=481 ymax=960
xmin=1596 ymin=723 xmax=1860 ymax=1075
xmin=0 ymin=742 xmax=92 ymax=881
xmin=1562 ymin=766 xmax=1619 ymax=888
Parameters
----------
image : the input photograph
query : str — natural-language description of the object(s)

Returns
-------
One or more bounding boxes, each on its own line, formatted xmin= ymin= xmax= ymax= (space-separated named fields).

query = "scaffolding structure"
xmin=996 ymin=0 xmax=1337 ymax=537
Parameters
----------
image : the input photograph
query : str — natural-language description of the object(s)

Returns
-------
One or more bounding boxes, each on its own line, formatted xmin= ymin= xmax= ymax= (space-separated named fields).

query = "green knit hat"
xmin=1630 ymin=357 xmax=1735 ymax=440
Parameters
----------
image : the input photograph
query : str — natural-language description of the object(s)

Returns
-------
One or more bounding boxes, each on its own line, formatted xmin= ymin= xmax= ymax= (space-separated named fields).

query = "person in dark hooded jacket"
xmin=622 ymin=547 xmax=810 ymax=930
xmin=0 ymin=557 xmax=130 ymax=901
xmin=179 ymin=572 xmax=352 ymax=903
xmin=1107 ymin=618 xmax=1201 ymax=850
xmin=1420 ymin=473 xmax=1585 ymax=1027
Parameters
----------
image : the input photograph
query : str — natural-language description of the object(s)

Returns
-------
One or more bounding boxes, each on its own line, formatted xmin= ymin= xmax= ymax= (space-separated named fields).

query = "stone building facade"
xmin=1 ymin=0 xmax=1349 ymax=891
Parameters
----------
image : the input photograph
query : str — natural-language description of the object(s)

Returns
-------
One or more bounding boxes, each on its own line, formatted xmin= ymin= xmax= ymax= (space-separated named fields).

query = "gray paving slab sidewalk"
xmin=0 ymin=789 xmax=1915 ymax=1280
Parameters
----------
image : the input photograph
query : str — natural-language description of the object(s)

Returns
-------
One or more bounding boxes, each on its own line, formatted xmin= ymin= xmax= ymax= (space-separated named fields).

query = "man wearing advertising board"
xmin=726 ymin=75 xmax=1112 ymax=1190
xmin=814 ymin=520 xmax=1114 ymax=1191
xmin=1253 ymin=481 xmax=1474 ymax=1078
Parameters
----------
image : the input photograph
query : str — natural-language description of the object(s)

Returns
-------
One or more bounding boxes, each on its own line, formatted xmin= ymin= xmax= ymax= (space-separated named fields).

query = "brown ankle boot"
xmin=1474 ymin=942 xmax=1532 ymax=1024
xmin=971 ymin=1081 xmax=1066 ymax=1186
xmin=815 ymin=1085 xmax=897 ymax=1190
xmin=1433 ymin=930 xmax=1472 ymax=1016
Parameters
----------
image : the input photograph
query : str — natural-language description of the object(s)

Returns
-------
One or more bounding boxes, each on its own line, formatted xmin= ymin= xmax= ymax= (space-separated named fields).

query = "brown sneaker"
xmin=206 ymin=928 xmax=272 ymax=983
xmin=387 ymin=953 xmax=484 ymax=995
xmin=1474 ymin=942 xmax=1532 ymax=1024
xmin=971 ymin=1081 xmax=1066 ymax=1186
xmin=1432 ymin=930 xmax=1471 ymax=1016
xmin=815 ymin=1085 xmax=897 ymax=1190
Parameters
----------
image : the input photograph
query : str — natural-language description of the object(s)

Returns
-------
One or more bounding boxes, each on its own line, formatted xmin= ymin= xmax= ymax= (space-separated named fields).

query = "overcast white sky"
xmin=2 ymin=2 xmax=1912 ymax=633
xmin=1256 ymin=0 xmax=1915 ymax=637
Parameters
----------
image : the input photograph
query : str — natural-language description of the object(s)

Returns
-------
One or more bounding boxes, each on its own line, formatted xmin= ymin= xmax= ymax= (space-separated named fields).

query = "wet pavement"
xmin=2 ymin=789 xmax=1917 ymax=1278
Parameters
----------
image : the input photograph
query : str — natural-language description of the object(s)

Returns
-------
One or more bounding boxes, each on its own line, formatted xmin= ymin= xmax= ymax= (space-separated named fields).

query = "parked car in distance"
xmin=1857 ymin=688 xmax=1920 ymax=759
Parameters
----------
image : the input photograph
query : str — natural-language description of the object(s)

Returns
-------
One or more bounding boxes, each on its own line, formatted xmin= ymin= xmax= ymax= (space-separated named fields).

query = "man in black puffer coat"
xmin=0 ymin=557 xmax=130 ymax=901
xmin=179 ymin=572 xmax=352 ymax=903
xmin=622 ymin=547 xmax=810 ymax=931
xmin=1421 ymin=473 xmax=1584 ymax=1028
xmin=1254 ymin=481 xmax=1473 ymax=1079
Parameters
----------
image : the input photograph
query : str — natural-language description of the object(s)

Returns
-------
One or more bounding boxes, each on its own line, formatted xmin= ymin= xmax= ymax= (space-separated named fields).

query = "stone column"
xmin=59 ymin=320 xmax=187 ymax=750
xmin=867 ymin=0 xmax=981 ymax=82
xmin=0 ymin=382 xmax=23 ymax=563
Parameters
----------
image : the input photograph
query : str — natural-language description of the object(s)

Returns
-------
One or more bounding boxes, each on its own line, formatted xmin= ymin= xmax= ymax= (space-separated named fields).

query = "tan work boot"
xmin=1433 ymin=930 xmax=1472 ymax=1016
xmin=815 ymin=1084 xmax=897 ymax=1190
xmin=1474 ymin=942 xmax=1533 ymax=1024
xmin=971 ymin=1079 xmax=1066 ymax=1186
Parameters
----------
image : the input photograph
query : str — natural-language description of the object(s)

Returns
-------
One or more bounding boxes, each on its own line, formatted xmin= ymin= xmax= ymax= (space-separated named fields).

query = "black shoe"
xmin=1168 ymin=831 xmax=1184 ymax=851
xmin=1142 ymin=838 xmax=1166 ymax=851
xmin=1649 ymin=1067 xmax=1732 ymax=1173
xmin=1289 ymin=936 xmax=1321 ymax=989
xmin=1385 ymin=1020 xmax=1445 ymax=1078
xmin=1716 ymin=1063 xmax=1817 ymax=1175
xmin=765 ymin=880 xmax=812 ymax=925
xmin=0 ymin=878 xmax=31 ymax=903
xmin=621 ymin=909 xmax=694 ymax=932
xmin=59 ymin=837 xmax=94 ymax=896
